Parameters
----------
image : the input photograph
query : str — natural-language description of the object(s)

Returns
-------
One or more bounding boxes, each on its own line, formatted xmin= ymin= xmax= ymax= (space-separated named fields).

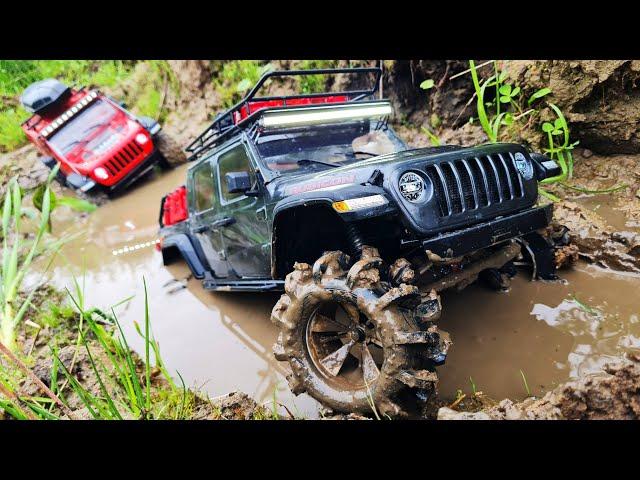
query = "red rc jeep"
xmin=20 ymin=79 xmax=186 ymax=194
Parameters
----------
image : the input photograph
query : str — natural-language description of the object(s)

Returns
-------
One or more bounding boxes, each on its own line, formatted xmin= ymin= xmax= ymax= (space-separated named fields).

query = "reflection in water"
xmin=30 ymin=164 xmax=640 ymax=414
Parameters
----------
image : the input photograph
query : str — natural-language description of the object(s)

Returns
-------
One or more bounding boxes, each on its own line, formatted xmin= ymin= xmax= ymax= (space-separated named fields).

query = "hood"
xmin=270 ymin=143 xmax=540 ymax=236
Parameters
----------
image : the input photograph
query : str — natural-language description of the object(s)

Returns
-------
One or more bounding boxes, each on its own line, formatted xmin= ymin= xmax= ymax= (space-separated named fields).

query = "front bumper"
xmin=421 ymin=204 xmax=553 ymax=258
xmin=65 ymin=149 xmax=162 ymax=194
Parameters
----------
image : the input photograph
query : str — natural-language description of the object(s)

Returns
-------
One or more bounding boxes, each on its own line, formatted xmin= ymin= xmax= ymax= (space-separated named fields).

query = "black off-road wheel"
xmin=155 ymin=131 xmax=187 ymax=168
xmin=271 ymin=248 xmax=450 ymax=418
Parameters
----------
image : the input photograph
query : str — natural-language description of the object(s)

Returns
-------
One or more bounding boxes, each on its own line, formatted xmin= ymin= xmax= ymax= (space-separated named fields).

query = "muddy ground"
xmin=2 ymin=60 xmax=640 ymax=420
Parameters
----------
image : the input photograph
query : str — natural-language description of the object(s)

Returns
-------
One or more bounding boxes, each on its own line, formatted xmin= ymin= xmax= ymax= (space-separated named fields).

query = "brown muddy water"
xmin=29 ymin=166 xmax=640 ymax=418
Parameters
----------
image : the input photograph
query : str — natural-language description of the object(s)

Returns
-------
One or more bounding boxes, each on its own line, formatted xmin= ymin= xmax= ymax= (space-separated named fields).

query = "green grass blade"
xmin=143 ymin=277 xmax=151 ymax=415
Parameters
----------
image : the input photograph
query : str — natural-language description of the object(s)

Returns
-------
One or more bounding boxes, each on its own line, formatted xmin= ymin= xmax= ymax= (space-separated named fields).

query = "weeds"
xmin=297 ymin=60 xmax=337 ymax=94
xmin=569 ymin=294 xmax=599 ymax=316
xmin=0 ymin=168 xmax=61 ymax=351
xmin=520 ymin=369 xmax=531 ymax=397
xmin=212 ymin=61 xmax=273 ymax=108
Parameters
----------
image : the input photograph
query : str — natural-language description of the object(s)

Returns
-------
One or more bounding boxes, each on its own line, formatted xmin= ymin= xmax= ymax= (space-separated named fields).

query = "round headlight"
xmin=514 ymin=152 xmax=534 ymax=180
xmin=135 ymin=133 xmax=149 ymax=145
xmin=94 ymin=167 xmax=109 ymax=180
xmin=399 ymin=171 xmax=427 ymax=203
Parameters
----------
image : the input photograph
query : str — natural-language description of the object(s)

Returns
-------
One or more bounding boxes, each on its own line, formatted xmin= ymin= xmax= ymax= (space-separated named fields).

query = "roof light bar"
xmin=41 ymin=90 xmax=98 ymax=138
xmin=260 ymin=101 xmax=392 ymax=129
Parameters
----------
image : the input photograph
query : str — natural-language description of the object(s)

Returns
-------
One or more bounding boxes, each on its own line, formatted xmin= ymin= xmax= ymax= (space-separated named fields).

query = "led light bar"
xmin=332 ymin=194 xmax=388 ymax=213
xmin=260 ymin=101 xmax=393 ymax=129
xmin=41 ymin=90 xmax=98 ymax=138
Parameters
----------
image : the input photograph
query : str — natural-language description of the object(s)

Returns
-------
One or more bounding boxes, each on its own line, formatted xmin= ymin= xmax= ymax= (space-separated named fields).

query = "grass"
xmin=520 ymin=369 xmax=531 ymax=397
xmin=212 ymin=60 xmax=272 ymax=108
xmin=0 ymin=168 xmax=59 ymax=351
xmin=296 ymin=60 xmax=338 ymax=94
xmin=0 ymin=274 xmax=207 ymax=420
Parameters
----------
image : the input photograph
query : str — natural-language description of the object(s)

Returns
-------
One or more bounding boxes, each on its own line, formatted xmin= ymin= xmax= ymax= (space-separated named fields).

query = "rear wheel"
xmin=271 ymin=248 xmax=450 ymax=418
xmin=155 ymin=131 xmax=187 ymax=168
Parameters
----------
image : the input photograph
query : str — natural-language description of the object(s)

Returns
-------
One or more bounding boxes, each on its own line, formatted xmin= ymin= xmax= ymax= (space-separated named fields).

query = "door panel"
xmin=188 ymin=158 xmax=229 ymax=278
xmin=216 ymin=143 xmax=271 ymax=278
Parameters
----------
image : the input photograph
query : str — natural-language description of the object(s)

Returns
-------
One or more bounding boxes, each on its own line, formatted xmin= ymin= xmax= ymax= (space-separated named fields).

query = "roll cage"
xmin=185 ymin=67 xmax=383 ymax=163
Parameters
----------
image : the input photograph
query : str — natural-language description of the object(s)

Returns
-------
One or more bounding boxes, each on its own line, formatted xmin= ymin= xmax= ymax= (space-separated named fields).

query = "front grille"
xmin=104 ymin=140 xmax=144 ymax=176
xmin=425 ymin=152 xmax=525 ymax=217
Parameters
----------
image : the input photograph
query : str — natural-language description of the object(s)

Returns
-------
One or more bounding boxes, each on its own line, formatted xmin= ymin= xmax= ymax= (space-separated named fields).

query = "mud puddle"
xmin=29 ymin=169 xmax=640 ymax=416
xmin=438 ymin=265 xmax=640 ymax=401
xmin=571 ymin=193 xmax=640 ymax=233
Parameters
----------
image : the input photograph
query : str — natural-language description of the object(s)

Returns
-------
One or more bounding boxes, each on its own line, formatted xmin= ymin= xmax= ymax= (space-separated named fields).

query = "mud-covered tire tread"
xmin=271 ymin=251 xmax=445 ymax=418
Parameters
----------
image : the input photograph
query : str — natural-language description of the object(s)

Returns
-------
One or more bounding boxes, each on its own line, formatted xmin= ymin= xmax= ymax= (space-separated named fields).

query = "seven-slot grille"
xmin=103 ymin=140 xmax=144 ymax=177
xmin=425 ymin=152 xmax=525 ymax=217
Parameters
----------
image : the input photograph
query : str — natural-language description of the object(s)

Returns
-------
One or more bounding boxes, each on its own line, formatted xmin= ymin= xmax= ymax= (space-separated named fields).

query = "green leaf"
xmin=420 ymin=79 xmax=435 ymax=90
xmin=500 ymin=95 xmax=511 ymax=103
xmin=32 ymin=184 xmax=57 ymax=213
xmin=56 ymin=196 xmax=97 ymax=213
xmin=503 ymin=113 xmax=514 ymax=126
xmin=511 ymin=86 xmax=520 ymax=97
xmin=542 ymin=122 xmax=554 ymax=133
xmin=528 ymin=87 xmax=552 ymax=105
xmin=499 ymin=84 xmax=512 ymax=95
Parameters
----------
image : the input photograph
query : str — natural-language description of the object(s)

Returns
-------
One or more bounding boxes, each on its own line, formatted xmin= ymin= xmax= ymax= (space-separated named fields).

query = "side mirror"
xmin=225 ymin=171 xmax=260 ymax=196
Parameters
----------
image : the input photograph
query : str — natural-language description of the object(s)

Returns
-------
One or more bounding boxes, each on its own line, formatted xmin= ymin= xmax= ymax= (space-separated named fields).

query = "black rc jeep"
xmin=158 ymin=68 xmax=561 ymax=417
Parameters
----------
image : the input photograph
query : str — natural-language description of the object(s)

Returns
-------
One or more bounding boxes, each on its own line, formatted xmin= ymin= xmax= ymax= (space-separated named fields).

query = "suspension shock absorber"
xmin=345 ymin=222 xmax=365 ymax=258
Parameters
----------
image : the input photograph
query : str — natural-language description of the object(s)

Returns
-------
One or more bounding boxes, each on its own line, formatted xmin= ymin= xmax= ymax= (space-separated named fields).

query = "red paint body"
xmin=21 ymin=87 xmax=155 ymax=187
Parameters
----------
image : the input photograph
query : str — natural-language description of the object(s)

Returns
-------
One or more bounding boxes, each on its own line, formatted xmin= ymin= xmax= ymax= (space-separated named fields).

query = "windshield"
xmin=255 ymin=121 xmax=404 ymax=173
xmin=47 ymin=99 xmax=120 ymax=157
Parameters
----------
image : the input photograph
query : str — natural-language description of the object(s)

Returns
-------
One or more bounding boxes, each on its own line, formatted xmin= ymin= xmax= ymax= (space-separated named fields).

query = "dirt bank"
xmin=439 ymin=354 xmax=640 ymax=420
xmin=504 ymin=60 xmax=640 ymax=155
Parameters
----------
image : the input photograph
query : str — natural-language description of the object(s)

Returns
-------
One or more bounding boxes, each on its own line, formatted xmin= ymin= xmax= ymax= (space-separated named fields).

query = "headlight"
xmin=332 ymin=194 xmax=387 ymax=213
xmin=514 ymin=152 xmax=534 ymax=180
xmin=399 ymin=171 xmax=427 ymax=203
xmin=135 ymin=133 xmax=149 ymax=145
xmin=94 ymin=167 xmax=109 ymax=180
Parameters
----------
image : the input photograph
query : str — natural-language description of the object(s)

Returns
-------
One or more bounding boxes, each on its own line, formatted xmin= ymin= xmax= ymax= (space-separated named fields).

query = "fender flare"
xmin=161 ymin=234 xmax=207 ymax=279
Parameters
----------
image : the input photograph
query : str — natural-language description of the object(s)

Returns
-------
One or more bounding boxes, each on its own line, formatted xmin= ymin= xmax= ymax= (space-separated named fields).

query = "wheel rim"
xmin=305 ymin=300 xmax=384 ymax=391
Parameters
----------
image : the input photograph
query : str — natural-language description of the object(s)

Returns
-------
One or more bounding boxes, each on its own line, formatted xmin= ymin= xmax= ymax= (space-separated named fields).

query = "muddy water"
xmin=33 ymin=169 xmax=640 ymax=415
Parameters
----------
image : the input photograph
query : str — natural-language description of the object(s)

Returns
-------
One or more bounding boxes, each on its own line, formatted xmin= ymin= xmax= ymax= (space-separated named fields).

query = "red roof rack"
xmin=185 ymin=67 xmax=382 ymax=159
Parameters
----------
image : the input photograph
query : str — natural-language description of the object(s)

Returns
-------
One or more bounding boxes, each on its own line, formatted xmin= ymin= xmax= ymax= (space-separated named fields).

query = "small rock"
xmin=437 ymin=407 xmax=491 ymax=420
xmin=211 ymin=391 xmax=258 ymax=420
xmin=582 ymin=148 xmax=593 ymax=158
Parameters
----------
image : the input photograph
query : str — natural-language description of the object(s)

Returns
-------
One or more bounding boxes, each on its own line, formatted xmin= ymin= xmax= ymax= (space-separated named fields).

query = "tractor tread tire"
xmin=271 ymin=251 xmax=447 ymax=418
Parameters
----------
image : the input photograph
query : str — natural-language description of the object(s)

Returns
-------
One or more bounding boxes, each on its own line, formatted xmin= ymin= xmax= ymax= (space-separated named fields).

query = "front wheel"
xmin=154 ymin=131 xmax=187 ymax=168
xmin=39 ymin=156 xmax=66 ymax=185
xmin=271 ymin=249 xmax=450 ymax=418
